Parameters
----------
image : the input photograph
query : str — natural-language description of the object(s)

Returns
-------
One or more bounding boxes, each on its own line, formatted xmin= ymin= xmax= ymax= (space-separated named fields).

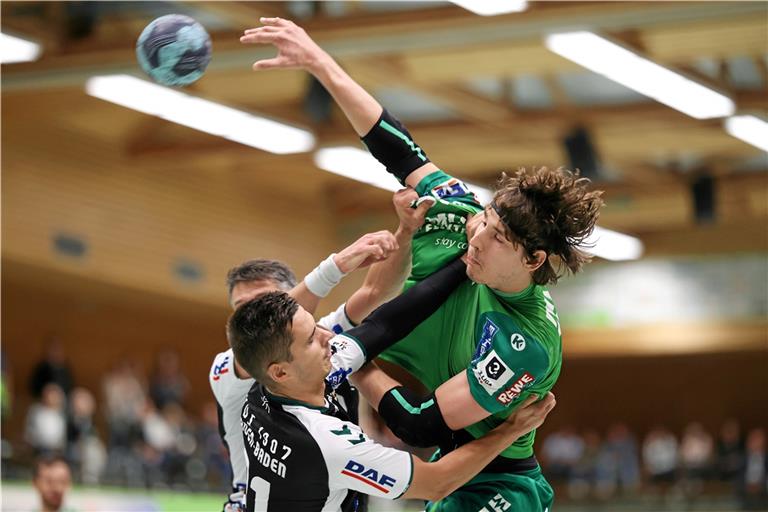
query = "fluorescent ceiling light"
xmin=85 ymin=74 xmax=314 ymax=154
xmin=451 ymin=0 xmax=527 ymax=16
xmin=545 ymin=31 xmax=734 ymax=119
xmin=314 ymin=146 xmax=401 ymax=192
xmin=1 ymin=32 xmax=41 ymax=64
xmin=582 ymin=226 xmax=644 ymax=261
xmin=724 ymin=115 xmax=768 ymax=152
xmin=314 ymin=146 xmax=494 ymax=204
xmin=315 ymin=146 xmax=641 ymax=260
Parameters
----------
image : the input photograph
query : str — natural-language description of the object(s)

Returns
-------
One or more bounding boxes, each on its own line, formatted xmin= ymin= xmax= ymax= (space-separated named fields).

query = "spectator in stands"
xmin=568 ymin=429 xmax=601 ymax=502
xmin=542 ymin=426 xmax=584 ymax=483
xmin=196 ymin=401 xmax=230 ymax=489
xmin=595 ymin=423 xmax=640 ymax=500
xmin=66 ymin=387 xmax=106 ymax=485
xmin=29 ymin=336 xmax=74 ymax=400
xmin=642 ymin=426 xmax=678 ymax=503
xmin=32 ymin=454 xmax=73 ymax=512
xmin=716 ymin=418 xmax=745 ymax=485
xmin=25 ymin=383 xmax=67 ymax=455
xmin=149 ymin=349 xmax=189 ymax=410
xmin=101 ymin=358 xmax=146 ymax=486
xmin=680 ymin=421 xmax=714 ymax=501
xmin=740 ymin=428 xmax=767 ymax=510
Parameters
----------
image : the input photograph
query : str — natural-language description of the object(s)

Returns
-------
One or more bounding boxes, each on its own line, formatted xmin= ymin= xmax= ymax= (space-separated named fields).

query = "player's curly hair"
xmin=227 ymin=291 xmax=298 ymax=384
xmin=492 ymin=167 xmax=604 ymax=285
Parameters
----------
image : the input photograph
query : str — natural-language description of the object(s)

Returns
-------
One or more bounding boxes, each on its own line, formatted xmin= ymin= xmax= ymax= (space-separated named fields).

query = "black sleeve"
xmin=345 ymin=257 xmax=466 ymax=362
xmin=361 ymin=109 xmax=431 ymax=184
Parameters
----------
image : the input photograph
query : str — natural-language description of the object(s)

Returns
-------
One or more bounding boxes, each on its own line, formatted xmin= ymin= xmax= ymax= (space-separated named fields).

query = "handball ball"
xmin=136 ymin=14 xmax=212 ymax=87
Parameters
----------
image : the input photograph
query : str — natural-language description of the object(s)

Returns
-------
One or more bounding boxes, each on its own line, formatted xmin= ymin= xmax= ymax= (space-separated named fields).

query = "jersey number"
xmin=250 ymin=477 xmax=271 ymax=510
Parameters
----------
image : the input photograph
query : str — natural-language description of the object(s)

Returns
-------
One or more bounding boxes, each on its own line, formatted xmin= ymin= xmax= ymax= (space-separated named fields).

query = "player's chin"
xmin=466 ymin=263 xmax=484 ymax=283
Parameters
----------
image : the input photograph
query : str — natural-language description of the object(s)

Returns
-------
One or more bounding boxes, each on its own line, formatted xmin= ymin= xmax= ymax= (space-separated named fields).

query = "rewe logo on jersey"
xmin=341 ymin=460 xmax=397 ymax=493
xmin=212 ymin=357 xmax=230 ymax=381
xmin=496 ymin=372 xmax=535 ymax=405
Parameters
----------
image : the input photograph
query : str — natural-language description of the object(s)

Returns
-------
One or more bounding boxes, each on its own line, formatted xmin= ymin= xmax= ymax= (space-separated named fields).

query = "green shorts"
xmin=425 ymin=467 xmax=554 ymax=512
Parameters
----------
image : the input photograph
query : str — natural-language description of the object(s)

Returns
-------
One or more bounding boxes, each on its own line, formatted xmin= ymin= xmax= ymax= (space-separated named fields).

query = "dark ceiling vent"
xmin=173 ymin=259 xmax=204 ymax=283
xmin=52 ymin=233 xmax=87 ymax=258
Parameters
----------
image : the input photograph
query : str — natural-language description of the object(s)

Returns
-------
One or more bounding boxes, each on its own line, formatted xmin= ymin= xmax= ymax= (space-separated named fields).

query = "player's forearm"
xmin=307 ymin=53 xmax=382 ymax=137
xmin=288 ymin=281 xmax=321 ymax=315
xmin=405 ymin=424 xmax=524 ymax=501
xmin=344 ymin=226 xmax=412 ymax=324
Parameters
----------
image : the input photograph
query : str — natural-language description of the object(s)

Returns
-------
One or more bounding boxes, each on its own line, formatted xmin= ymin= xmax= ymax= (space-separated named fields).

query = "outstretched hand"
xmin=241 ymin=17 xmax=327 ymax=72
xmin=333 ymin=230 xmax=399 ymax=274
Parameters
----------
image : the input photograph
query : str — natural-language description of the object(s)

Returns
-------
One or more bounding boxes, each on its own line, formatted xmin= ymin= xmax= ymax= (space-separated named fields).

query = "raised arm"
xmin=241 ymin=17 xmax=438 ymax=188
xmin=289 ymin=229 xmax=398 ymax=314
xmin=344 ymin=188 xmax=434 ymax=323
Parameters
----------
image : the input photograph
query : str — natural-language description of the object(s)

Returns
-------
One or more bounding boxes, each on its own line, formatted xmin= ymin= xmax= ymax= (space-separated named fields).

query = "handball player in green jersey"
xmin=242 ymin=18 xmax=604 ymax=512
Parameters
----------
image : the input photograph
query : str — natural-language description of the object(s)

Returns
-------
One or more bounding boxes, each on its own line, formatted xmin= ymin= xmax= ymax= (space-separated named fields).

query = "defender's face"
xmin=466 ymin=207 xmax=532 ymax=291
xmin=230 ymin=279 xmax=281 ymax=309
xmin=286 ymin=307 xmax=335 ymax=386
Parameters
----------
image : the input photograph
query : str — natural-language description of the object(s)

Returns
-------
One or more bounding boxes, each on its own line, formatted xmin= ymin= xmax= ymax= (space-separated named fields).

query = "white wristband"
xmin=304 ymin=253 xmax=347 ymax=298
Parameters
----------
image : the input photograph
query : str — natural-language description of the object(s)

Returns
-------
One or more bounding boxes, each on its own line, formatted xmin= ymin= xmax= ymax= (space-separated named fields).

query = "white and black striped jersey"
xmin=242 ymin=383 xmax=413 ymax=512
xmin=210 ymin=303 xmax=355 ymax=489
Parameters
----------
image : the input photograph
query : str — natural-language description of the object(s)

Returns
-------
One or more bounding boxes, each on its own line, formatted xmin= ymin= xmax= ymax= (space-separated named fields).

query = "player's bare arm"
xmin=241 ymin=17 xmax=437 ymax=189
xmin=290 ymin=229 xmax=397 ymax=314
xmin=404 ymin=392 xmax=555 ymax=501
xmin=344 ymin=188 xmax=433 ymax=323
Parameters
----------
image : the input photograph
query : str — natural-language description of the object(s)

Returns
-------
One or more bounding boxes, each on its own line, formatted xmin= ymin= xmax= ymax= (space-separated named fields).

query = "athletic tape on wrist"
xmin=304 ymin=253 xmax=346 ymax=298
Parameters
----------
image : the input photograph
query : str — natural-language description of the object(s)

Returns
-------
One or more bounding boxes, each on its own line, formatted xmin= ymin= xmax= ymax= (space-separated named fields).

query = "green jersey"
xmin=380 ymin=170 xmax=563 ymax=459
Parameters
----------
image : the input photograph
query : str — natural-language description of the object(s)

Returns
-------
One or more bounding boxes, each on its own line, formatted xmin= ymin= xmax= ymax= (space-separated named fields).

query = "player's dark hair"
xmin=227 ymin=291 xmax=299 ymax=384
xmin=33 ymin=453 xmax=70 ymax=479
xmin=226 ymin=259 xmax=297 ymax=298
xmin=492 ymin=167 xmax=604 ymax=285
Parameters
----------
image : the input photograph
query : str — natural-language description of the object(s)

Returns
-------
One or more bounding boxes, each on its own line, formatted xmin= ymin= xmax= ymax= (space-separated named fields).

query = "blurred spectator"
xmin=740 ymin=428 xmax=768 ymax=510
xmin=29 ymin=336 xmax=74 ymax=400
xmin=595 ymin=423 xmax=641 ymax=500
xmin=101 ymin=359 xmax=147 ymax=486
xmin=642 ymin=426 xmax=678 ymax=503
xmin=542 ymin=426 xmax=584 ymax=482
xmin=196 ymin=401 xmax=231 ymax=489
xmin=567 ymin=429 xmax=601 ymax=502
xmin=149 ymin=349 xmax=189 ymax=410
xmin=680 ymin=422 xmax=714 ymax=500
xmin=25 ymin=383 xmax=67 ymax=455
xmin=141 ymin=402 xmax=196 ymax=488
xmin=33 ymin=454 xmax=73 ymax=512
xmin=717 ymin=418 xmax=745 ymax=484
xmin=66 ymin=387 xmax=106 ymax=485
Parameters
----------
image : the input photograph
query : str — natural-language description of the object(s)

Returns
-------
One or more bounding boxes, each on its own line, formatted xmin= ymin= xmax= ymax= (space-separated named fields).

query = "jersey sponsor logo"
xmin=331 ymin=323 xmax=344 ymax=334
xmin=472 ymin=319 xmax=499 ymax=361
xmin=480 ymin=493 xmax=512 ymax=512
xmin=423 ymin=212 xmax=467 ymax=234
xmin=326 ymin=366 xmax=353 ymax=390
xmin=473 ymin=350 xmax=513 ymax=395
xmin=510 ymin=333 xmax=526 ymax=351
xmin=496 ymin=372 xmax=535 ymax=405
xmin=341 ymin=460 xmax=397 ymax=494
xmin=212 ymin=356 xmax=230 ymax=381
xmin=431 ymin=178 xmax=471 ymax=200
